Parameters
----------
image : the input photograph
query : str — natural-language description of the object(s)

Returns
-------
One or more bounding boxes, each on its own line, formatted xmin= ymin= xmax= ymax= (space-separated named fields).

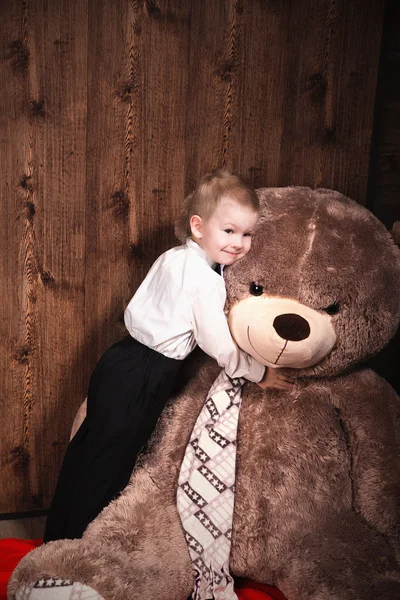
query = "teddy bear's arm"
xmin=331 ymin=369 xmax=400 ymax=540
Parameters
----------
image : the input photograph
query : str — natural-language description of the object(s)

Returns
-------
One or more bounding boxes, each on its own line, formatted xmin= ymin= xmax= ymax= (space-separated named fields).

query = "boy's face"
xmin=190 ymin=195 xmax=258 ymax=265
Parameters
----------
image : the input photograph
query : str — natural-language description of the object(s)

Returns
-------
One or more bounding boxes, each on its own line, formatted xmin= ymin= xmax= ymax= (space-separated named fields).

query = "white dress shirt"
xmin=124 ymin=238 xmax=265 ymax=382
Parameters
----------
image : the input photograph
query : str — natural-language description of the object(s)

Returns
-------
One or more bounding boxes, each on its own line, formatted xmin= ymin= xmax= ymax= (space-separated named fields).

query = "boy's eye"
xmin=224 ymin=229 xmax=233 ymax=234
xmin=244 ymin=232 xmax=252 ymax=237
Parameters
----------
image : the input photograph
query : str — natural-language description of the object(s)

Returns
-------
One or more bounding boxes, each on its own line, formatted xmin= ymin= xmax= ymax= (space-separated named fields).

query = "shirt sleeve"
xmin=190 ymin=282 xmax=265 ymax=382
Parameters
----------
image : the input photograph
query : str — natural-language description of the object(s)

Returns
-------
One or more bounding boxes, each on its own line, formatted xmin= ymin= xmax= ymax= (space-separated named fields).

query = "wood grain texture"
xmin=83 ymin=0 xmax=191 ymax=373
xmin=367 ymin=0 xmax=400 ymax=228
xmin=0 ymin=0 xmax=391 ymax=514
xmin=275 ymin=0 xmax=385 ymax=202
xmin=35 ymin=0 xmax=88 ymax=507
xmin=184 ymin=0 xmax=233 ymax=191
xmin=1 ymin=0 xmax=88 ymax=512
xmin=83 ymin=0 xmax=132 ymax=375
xmin=125 ymin=0 xmax=191 ymax=278
xmin=185 ymin=0 xmax=385 ymax=199
xmin=365 ymin=0 xmax=400 ymax=396
xmin=1 ymin=0 xmax=31 ymax=514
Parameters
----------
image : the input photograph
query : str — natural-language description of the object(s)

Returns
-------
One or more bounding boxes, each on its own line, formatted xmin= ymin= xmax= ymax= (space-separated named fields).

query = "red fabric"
xmin=0 ymin=538 xmax=287 ymax=600
xmin=235 ymin=578 xmax=287 ymax=600
xmin=0 ymin=539 xmax=42 ymax=600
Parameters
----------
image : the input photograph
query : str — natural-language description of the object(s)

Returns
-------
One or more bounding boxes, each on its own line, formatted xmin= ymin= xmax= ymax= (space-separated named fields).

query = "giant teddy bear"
xmin=8 ymin=187 xmax=400 ymax=600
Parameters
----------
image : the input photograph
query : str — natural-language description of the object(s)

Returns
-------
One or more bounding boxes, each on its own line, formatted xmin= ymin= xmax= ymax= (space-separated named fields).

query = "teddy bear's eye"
xmin=324 ymin=302 xmax=340 ymax=315
xmin=250 ymin=282 xmax=264 ymax=296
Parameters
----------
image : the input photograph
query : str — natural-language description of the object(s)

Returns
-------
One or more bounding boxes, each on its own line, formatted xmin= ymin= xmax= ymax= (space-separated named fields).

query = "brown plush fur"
xmin=9 ymin=188 xmax=400 ymax=600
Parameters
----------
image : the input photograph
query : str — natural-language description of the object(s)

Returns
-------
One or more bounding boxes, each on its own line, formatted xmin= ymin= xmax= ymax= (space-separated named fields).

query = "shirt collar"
xmin=185 ymin=237 xmax=216 ymax=268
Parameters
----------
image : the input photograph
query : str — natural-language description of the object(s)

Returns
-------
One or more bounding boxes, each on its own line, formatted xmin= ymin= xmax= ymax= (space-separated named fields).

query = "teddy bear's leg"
xmin=14 ymin=580 xmax=104 ymax=600
xmin=275 ymin=512 xmax=400 ymax=600
xmin=8 ymin=469 xmax=194 ymax=600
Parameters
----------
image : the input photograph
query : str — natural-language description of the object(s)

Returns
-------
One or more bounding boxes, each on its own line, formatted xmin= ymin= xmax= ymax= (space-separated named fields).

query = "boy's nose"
xmin=232 ymin=236 xmax=243 ymax=249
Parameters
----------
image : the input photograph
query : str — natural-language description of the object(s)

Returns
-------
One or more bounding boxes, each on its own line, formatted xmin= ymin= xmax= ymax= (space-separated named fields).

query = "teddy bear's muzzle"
xmin=228 ymin=295 xmax=337 ymax=369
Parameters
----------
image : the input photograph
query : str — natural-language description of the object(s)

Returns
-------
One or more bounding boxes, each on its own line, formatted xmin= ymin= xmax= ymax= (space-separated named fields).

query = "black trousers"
xmin=44 ymin=336 xmax=182 ymax=542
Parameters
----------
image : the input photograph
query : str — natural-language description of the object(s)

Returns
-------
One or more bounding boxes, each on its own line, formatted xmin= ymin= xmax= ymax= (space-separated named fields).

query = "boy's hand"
xmin=256 ymin=367 xmax=295 ymax=390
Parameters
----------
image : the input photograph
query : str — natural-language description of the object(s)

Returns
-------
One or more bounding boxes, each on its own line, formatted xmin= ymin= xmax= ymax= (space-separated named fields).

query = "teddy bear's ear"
xmin=391 ymin=222 xmax=400 ymax=246
xmin=174 ymin=192 xmax=194 ymax=244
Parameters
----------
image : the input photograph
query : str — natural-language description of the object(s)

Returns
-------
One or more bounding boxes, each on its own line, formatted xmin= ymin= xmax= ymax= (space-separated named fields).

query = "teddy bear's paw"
xmin=15 ymin=579 xmax=104 ymax=600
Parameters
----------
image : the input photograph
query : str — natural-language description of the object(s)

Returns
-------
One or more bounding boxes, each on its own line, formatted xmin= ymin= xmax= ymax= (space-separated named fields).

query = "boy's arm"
xmin=257 ymin=366 xmax=295 ymax=389
xmin=190 ymin=284 xmax=265 ymax=382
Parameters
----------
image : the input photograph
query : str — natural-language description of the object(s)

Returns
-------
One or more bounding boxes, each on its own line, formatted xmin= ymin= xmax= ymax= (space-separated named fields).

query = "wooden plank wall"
xmin=365 ymin=0 xmax=400 ymax=396
xmin=0 ymin=0 xmax=387 ymax=514
xmin=1 ymin=0 xmax=89 ymax=514
xmin=367 ymin=0 xmax=400 ymax=228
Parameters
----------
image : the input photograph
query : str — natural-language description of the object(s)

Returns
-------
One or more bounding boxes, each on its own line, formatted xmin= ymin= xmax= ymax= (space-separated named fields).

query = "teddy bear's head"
xmin=225 ymin=187 xmax=400 ymax=377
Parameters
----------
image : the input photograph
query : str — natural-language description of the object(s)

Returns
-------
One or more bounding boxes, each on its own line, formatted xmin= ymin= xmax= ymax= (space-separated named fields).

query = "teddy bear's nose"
xmin=273 ymin=313 xmax=311 ymax=341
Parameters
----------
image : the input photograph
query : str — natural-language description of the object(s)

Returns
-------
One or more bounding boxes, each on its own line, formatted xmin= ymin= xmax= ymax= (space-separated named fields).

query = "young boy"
xmin=44 ymin=169 xmax=289 ymax=543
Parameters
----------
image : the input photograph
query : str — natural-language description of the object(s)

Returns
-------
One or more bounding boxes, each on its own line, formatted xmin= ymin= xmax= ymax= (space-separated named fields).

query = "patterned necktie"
xmin=177 ymin=370 xmax=245 ymax=600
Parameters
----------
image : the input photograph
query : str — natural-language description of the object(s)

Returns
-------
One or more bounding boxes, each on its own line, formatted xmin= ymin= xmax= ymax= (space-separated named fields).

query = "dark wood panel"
xmin=83 ymin=0 xmax=191 ymax=381
xmin=185 ymin=0 xmax=385 ymax=199
xmin=367 ymin=0 xmax=400 ymax=228
xmin=184 ymin=0 xmax=231 ymax=191
xmin=366 ymin=0 xmax=400 ymax=394
xmin=35 ymin=0 xmax=88 ymax=508
xmin=0 ymin=0 xmax=88 ymax=513
xmin=277 ymin=0 xmax=385 ymax=203
xmin=0 ymin=0 xmax=32 ymax=514
xmin=83 ymin=0 xmax=132 ymax=377
xmin=230 ymin=1 xmax=291 ymax=187
xmin=126 ymin=0 xmax=191 ymax=275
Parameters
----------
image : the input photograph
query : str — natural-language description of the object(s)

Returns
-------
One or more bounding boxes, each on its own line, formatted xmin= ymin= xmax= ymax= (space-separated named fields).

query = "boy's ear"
xmin=190 ymin=215 xmax=203 ymax=239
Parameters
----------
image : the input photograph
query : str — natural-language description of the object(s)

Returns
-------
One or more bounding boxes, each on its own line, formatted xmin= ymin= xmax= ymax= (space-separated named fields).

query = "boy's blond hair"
xmin=174 ymin=169 xmax=259 ymax=243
